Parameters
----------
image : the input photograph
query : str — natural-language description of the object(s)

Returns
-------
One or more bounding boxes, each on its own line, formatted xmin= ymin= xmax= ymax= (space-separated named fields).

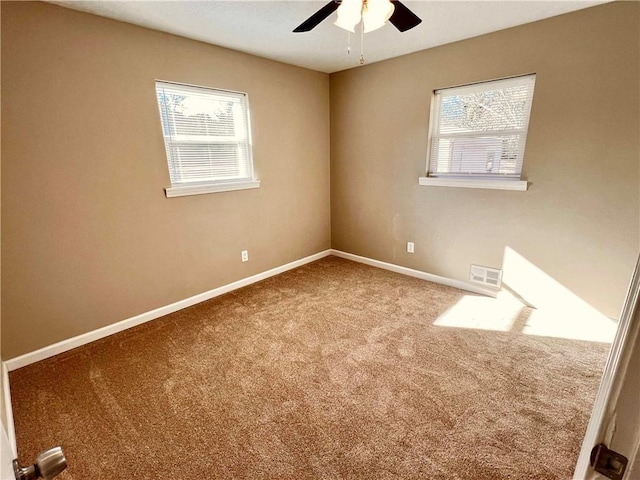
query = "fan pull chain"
xmin=347 ymin=31 xmax=351 ymax=55
xmin=359 ymin=22 xmax=365 ymax=65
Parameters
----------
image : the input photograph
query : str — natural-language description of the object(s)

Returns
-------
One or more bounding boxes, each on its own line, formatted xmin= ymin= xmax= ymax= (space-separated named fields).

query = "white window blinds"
xmin=427 ymin=74 xmax=536 ymax=180
xmin=155 ymin=81 xmax=255 ymax=189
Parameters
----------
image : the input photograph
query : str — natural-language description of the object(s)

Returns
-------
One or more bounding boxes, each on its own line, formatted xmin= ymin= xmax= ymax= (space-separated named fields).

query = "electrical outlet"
xmin=241 ymin=250 xmax=249 ymax=262
xmin=407 ymin=242 xmax=415 ymax=253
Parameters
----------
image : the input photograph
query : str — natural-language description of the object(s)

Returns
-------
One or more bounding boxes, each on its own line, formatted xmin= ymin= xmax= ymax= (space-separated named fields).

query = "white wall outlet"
xmin=241 ymin=250 xmax=249 ymax=262
xmin=407 ymin=242 xmax=415 ymax=253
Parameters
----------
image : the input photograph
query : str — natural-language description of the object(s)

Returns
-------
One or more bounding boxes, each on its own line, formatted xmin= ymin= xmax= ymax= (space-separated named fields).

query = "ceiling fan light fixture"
xmin=293 ymin=0 xmax=421 ymax=35
xmin=362 ymin=0 xmax=395 ymax=33
xmin=334 ymin=0 xmax=363 ymax=33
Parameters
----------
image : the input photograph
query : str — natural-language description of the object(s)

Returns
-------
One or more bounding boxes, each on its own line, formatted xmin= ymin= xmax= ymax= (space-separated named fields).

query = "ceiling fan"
xmin=293 ymin=0 xmax=422 ymax=34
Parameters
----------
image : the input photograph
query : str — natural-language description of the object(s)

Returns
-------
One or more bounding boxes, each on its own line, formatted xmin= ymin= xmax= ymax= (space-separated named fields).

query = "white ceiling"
xmin=49 ymin=1 xmax=608 ymax=73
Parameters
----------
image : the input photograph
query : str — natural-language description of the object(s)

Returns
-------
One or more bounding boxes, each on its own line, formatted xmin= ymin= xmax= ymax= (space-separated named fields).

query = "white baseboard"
xmin=1 ymin=248 xmax=493 ymax=454
xmin=5 ymin=250 xmax=332 ymax=371
xmin=330 ymin=249 xmax=498 ymax=298
xmin=2 ymin=361 xmax=16 ymax=457
xmin=6 ymin=249 xmax=492 ymax=371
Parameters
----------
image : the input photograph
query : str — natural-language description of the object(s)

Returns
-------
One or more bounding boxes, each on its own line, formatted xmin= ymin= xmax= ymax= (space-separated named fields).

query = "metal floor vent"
xmin=469 ymin=264 xmax=502 ymax=288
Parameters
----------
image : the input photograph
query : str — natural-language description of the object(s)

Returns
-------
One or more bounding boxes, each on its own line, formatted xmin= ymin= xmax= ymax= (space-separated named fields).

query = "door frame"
xmin=573 ymin=253 xmax=640 ymax=478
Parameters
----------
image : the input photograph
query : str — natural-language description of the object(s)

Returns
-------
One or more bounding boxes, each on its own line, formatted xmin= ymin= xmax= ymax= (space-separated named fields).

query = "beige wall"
xmin=330 ymin=1 xmax=639 ymax=319
xmin=1 ymin=1 xmax=331 ymax=359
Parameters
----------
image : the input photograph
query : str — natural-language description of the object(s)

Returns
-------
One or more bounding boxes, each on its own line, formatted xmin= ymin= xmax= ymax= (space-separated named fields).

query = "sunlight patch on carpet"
xmin=433 ymin=290 xmax=524 ymax=332
xmin=434 ymin=247 xmax=618 ymax=343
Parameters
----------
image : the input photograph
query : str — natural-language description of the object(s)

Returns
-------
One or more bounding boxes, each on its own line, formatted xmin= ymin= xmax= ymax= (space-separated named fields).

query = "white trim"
xmin=419 ymin=177 xmax=528 ymax=191
xmin=435 ymin=73 xmax=537 ymax=96
xmin=6 ymin=249 xmax=492 ymax=371
xmin=330 ymin=249 xmax=497 ymax=298
xmin=155 ymin=78 xmax=249 ymax=97
xmin=573 ymin=254 xmax=640 ymax=479
xmin=5 ymin=250 xmax=331 ymax=371
xmin=165 ymin=180 xmax=260 ymax=198
xmin=2 ymin=362 xmax=16 ymax=457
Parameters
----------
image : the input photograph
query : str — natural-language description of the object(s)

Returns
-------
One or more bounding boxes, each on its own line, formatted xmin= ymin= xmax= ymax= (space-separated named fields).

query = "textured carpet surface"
xmin=10 ymin=256 xmax=609 ymax=479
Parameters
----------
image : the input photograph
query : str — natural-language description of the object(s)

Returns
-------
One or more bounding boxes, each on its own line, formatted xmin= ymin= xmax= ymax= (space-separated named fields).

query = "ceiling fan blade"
xmin=389 ymin=1 xmax=422 ymax=32
xmin=293 ymin=1 xmax=340 ymax=33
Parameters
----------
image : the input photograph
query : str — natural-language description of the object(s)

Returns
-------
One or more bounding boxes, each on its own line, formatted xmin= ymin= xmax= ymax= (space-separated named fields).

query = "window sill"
xmin=418 ymin=177 xmax=528 ymax=191
xmin=165 ymin=180 xmax=261 ymax=198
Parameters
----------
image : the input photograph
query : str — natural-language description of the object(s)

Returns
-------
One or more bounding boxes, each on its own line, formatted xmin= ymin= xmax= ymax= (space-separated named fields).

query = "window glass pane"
xmin=167 ymin=144 xmax=242 ymax=183
xmin=155 ymin=81 xmax=254 ymax=188
xmin=430 ymin=134 xmax=524 ymax=176
xmin=427 ymin=75 xmax=535 ymax=179
xmin=439 ymin=85 xmax=533 ymax=135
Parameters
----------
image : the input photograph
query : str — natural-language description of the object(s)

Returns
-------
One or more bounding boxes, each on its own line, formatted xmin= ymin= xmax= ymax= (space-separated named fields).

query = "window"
xmin=419 ymin=74 xmax=536 ymax=191
xmin=155 ymin=81 xmax=259 ymax=197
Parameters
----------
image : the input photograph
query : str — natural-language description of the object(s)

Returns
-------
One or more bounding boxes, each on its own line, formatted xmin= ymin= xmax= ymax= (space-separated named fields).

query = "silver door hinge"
xmin=590 ymin=443 xmax=628 ymax=480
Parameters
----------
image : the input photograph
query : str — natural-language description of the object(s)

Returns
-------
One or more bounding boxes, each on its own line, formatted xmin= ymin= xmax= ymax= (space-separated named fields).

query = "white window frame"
xmin=155 ymin=80 xmax=260 ymax=198
xmin=419 ymin=74 xmax=536 ymax=191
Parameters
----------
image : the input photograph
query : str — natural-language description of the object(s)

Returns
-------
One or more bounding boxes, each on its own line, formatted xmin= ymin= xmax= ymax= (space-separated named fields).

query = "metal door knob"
xmin=13 ymin=446 xmax=67 ymax=480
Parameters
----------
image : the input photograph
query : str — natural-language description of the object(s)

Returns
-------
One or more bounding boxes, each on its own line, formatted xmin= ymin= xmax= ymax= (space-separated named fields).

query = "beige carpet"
xmin=10 ymin=256 xmax=609 ymax=479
